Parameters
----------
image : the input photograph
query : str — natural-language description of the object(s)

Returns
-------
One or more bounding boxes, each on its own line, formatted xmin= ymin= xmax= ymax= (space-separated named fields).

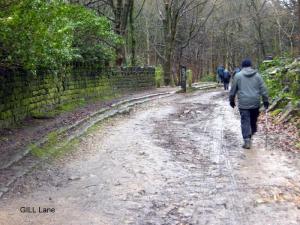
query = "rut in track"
xmin=0 ymin=89 xmax=299 ymax=225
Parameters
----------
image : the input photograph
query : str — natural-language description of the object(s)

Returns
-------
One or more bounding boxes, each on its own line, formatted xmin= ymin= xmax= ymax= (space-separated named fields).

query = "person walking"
xmin=229 ymin=59 xmax=269 ymax=149
xmin=223 ymin=69 xmax=231 ymax=90
xmin=216 ymin=65 xmax=224 ymax=84
xmin=232 ymin=67 xmax=241 ymax=80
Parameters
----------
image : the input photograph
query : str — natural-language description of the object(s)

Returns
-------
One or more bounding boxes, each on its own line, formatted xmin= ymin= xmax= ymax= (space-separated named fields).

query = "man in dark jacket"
xmin=229 ymin=59 xmax=269 ymax=149
xmin=217 ymin=65 xmax=224 ymax=84
xmin=223 ymin=69 xmax=231 ymax=90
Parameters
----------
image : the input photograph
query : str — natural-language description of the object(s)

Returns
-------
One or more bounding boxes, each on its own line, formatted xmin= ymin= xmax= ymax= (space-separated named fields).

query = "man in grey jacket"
xmin=229 ymin=59 xmax=269 ymax=149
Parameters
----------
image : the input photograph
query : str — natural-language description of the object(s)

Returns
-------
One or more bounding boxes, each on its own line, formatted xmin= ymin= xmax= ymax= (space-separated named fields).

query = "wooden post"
xmin=180 ymin=65 xmax=187 ymax=93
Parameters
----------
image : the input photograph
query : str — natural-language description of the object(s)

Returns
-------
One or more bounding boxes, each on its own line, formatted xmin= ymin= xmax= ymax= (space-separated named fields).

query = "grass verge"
xmin=30 ymin=131 xmax=79 ymax=159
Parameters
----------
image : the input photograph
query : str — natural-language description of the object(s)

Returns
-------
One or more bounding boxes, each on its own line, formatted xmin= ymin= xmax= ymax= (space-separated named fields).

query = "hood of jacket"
xmin=241 ymin=67 xmax=257 ymax=77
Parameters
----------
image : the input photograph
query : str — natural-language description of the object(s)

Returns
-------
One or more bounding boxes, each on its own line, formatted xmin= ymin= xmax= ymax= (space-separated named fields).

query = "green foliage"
xmin=260 ymin=57 xmax=299 ymax=103
xmin=68 ymin=4 xmax=123 ymax=64
xmin=271 ymin=108 xmax=282 ymax=117
xmin=30 ymin=130 xmax=79 ymax=158
xmin=200 ymin=74 xmax=216 ymax=82
xmin=0 ymin=0 xmax=121 ymax=71
xmin=187 ymin=69 xmax=193 ymax=88
xmin=259 ymin=57 xmax=293 ymax=72
xmin=155 ymin=65 xmax=164 ymax=88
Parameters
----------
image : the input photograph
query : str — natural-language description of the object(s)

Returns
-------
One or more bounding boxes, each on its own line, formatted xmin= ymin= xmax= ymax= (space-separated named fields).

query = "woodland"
xmin=0 ymin=0 xmax=299 ymax=92
xmin=0 ymin=1 xmax=300 ymax=213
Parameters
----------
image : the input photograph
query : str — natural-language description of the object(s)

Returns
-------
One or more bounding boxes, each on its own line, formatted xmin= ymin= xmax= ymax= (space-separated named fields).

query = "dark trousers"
xmin=239 ymin=108 xmax=260 ymax=139
xmin=224 ymin=82 xmax=229 ymax=90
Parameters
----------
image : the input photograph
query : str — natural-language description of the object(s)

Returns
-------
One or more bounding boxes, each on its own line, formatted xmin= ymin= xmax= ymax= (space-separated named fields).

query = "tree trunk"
xmin=210 ymin=32 xmax=214 ymax=73
xmin=129 ymin=0 xmax=136 ymax=66
xmin=258 ymin=30 xmax=266 ymax=59
xmin=290 ymin=38 xmax=294 ymax=56
xmin=162 ymin=2 xmax=172 ymax=85
xmin=297 ymin=0 xmax=300 ymax=56
xmin=163 ymin=45 xmax=172 ymax=85
xmin=115 ymin=0 xmax=124 ymax=66
xmin=114 ymin=0 xmax=133 ymax=66
xmin=145 ymin=19 xmax=151 ymax=65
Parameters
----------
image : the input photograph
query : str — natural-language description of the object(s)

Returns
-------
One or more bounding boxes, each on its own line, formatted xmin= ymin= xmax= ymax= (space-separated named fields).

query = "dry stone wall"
xmin=0 ymin=66 xmax=155 ymax=128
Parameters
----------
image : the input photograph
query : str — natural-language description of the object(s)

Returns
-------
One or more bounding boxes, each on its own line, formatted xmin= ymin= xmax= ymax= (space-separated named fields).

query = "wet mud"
xmin=0 ymin=89 xmax=299 ymax=225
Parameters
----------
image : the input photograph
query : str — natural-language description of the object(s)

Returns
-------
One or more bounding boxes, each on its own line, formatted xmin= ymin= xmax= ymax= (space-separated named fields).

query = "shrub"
xmin=0 ymin=0 xmax=121 ymax=72
xmin=260 ymin=57 xmax=299 ymax=102
xmin=155 ymin=65 xmax=164 ymax=87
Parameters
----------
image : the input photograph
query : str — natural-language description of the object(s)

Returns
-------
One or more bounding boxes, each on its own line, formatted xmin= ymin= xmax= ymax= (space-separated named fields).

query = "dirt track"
xmin=0 ymin=89 xmax=300 ymax=225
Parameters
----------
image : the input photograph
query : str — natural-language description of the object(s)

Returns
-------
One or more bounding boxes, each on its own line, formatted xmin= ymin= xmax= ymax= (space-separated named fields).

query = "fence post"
xmin=180 ymin=65 xmax=187 ymax=93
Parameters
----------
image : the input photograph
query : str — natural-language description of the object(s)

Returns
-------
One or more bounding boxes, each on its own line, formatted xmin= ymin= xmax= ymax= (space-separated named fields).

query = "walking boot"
xmin=242 ymin=138 xmax=251 ymax=149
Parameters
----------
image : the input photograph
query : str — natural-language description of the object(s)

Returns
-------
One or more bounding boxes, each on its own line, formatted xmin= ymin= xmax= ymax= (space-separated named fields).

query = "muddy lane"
xmin=0 ymin=89 xmax=300 ymax=225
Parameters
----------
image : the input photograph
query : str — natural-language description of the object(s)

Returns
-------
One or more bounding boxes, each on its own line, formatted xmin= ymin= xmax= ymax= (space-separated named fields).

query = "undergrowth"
xmin=200 ymin=74 xmax=216 ymax=82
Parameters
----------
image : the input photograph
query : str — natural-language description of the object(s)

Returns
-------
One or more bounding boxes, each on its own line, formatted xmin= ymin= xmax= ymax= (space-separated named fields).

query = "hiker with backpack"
xmin=223 ymin=69 xmax=231 ymax=90
xmin=229 ymin=59 xmax=269 ymax=149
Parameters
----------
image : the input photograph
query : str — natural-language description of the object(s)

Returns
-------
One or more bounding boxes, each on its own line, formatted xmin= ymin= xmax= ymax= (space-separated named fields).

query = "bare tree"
xmin=70 ymin=0 xmax=300 ymax=81
xmin=154 ymin=0 xmax=213 ymax=85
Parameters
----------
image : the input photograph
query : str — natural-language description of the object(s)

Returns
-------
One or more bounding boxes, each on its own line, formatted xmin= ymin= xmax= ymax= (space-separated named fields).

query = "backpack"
xmin=223 ymin=71 xmax=230 ymax=81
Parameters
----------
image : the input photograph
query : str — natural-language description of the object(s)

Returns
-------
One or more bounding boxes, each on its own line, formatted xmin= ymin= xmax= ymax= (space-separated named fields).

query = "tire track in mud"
xmin=149 ymin=91 xmax=250 ymax=225
xmin=219 ymin=107 xmax=247 ymax=225
xmin=1 ymin=90 xmax=300 ymax=225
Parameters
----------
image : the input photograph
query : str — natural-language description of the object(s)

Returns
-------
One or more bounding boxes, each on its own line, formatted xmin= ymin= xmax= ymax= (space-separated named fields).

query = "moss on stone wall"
xmin=0 ymin=67 xmax=155 ymax=128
